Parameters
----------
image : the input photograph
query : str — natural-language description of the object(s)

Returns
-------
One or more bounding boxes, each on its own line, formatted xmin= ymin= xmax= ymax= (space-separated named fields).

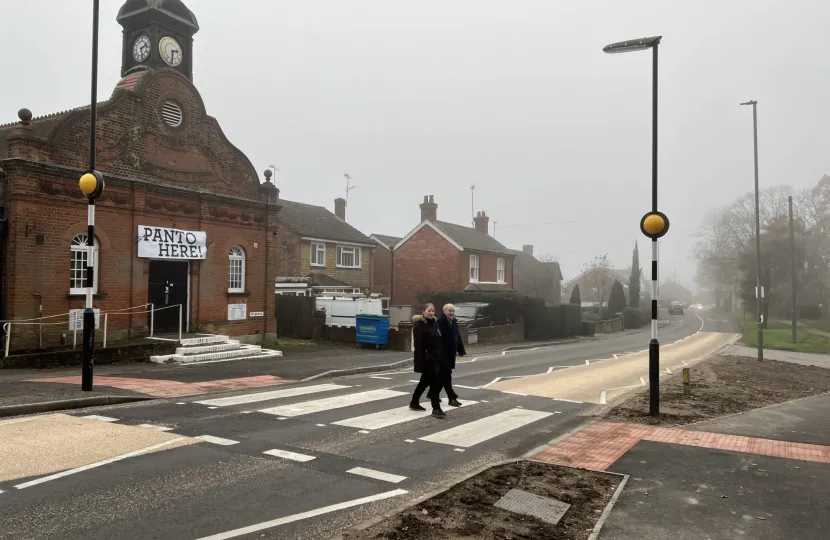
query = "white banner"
xmin=138 ymin=225 xmax=207 ymax=260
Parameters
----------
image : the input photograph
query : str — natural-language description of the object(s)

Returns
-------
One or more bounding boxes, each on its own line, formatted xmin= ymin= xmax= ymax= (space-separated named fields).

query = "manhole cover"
xmin=494 ymin=488 xmax=571 ymax=525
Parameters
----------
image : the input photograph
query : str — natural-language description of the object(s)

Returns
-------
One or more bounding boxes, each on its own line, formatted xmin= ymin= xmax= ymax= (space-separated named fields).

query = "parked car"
xmin=669 ymin=301 xmax=684 ymax=315
xmin=453 ymin=302 xmax=492 ymax=328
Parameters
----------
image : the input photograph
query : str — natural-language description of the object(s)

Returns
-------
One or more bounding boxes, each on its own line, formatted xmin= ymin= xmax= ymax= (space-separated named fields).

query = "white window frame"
xmin=497 ymin=257 xmax=505 ymax=283
xmin=70 ymin=233 xmax=98 ymax=295
xmin=469 ymin=254 xmax=480 ymax=283
xmin=228 ymin=246 xmax=246 ymax=293
xmin=336 ymin=245 xmax=362 ymax=269
xmin=310 ymin=242 xmax=326 ymax=267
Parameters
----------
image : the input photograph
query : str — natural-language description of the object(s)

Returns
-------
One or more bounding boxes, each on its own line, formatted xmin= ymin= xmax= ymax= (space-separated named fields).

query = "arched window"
xmin=70 ymin=233 xmax=98 ymax=295
xmin=228 ymin=246 xmax=246 ymax=293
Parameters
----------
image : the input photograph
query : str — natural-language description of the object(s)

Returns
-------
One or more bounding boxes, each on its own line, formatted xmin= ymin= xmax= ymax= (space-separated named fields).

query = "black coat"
xmin=412 ymin=315 xmax=443 ymax=374
xmin=437 ymin=314 xmax=466 ymax=369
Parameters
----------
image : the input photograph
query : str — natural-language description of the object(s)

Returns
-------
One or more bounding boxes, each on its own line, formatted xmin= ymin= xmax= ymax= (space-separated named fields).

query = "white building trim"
xmin=393 ymin=220 xmax=463 ymax=252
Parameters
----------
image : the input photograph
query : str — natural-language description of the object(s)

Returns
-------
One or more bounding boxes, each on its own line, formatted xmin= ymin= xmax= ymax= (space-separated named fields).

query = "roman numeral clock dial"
xmin=159 ymin=36 xmax=183 ymax=67
xmin=132 ymin=35 xmax=150 ymax=62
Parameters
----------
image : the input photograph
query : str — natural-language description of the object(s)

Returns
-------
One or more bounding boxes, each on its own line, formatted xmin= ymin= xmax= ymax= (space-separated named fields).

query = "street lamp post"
xmin=740 ymin=100 xmax=763 ymax=361
xmin=79 ymin=0 xmax=105 ymax=391
xmin=604 ymin=36 xmax=668 ymax=418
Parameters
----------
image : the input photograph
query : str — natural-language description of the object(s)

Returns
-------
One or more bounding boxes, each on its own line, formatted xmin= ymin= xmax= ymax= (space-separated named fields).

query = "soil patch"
xmin=346 ymin=461 xmax=621 ymax=540
xmin=606 ymin=354 xmax=830 ymax=425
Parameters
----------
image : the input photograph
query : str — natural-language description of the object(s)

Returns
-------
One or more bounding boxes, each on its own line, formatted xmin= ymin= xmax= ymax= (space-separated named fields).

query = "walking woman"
xmin=409 ymin=303 xmax=446 ymax=418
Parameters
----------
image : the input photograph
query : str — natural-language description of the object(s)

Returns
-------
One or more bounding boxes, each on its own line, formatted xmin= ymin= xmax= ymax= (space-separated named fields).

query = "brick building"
xmin=0 ymin=0 xmax=278 ymax=350
xmin=273 ymin=197 xmax=376 ymax=296
xmin=369 ymin=234 xmax=400 ymax=308
xmin=391 ymin=196 xmax=515 ymax=305
xmin=511 ymin=245 xmax=563 ymax=304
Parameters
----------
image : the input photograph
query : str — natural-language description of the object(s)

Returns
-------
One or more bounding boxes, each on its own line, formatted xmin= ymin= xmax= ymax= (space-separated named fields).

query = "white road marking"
xmin=80 ymin=415 xmax=118 ymax=422
xmin=359 ymin=430 xmax=370 ymax=434
xmin=613 ymin=354 xmax=618 ymax=359
xmin=546 ymin=367 xmax=554 ymax=374
xmin=404 ymin=439 xmax=415 ymax=443
xmin=176 ymin=402 xmax=186 ymax=405
xmin=207 ymin=407 xmax=219 ymax=410
xmin=14 ymin=438 xmax=186 ymax=490
xmin=192 ymin=489 xmax=409 ymax=540
xmin=420 ymin=408 xmax=553 ymax=448
xmin=483 ymin=377 xmax=502 ymax=388
xmin=666 ymin=367 xmax=673 ymax=374
xmin=600 ymin=391 xmax=607 ymax=405
xmin=263 ymin=449 xmax=316 ymax=462
xmin=195 ymin=384 xmax=350 ymax=407
xmin=333 ymin=401 xmax=476 ymax=430
xmin=640 ymin=376 xmax=646 ymax=385
xmin=197 ymin=435 xmax=239 ymax=446
xmin=552 ymin=398 xmax=583 ymax=404
xmin=137 ymin=424 xmax=174 ymax=432
xmin=585 ymin=360 xmax=590 ymax=365
xmin=258 ymin=389 xmax=407 ymax=417
xmin=454 ymin=448 xmax=465 ymax=452
xmin=530 ymin=347 xmax=541 ymax=351
xmin=369 ymin=376 xmax=393 ymax=380
xmin=347 ymin=467 xmax=407 ymax=484
xmin=481 ymin=400 xmax=489 ymax=403
xmin=408 ymin=380 xmax=420 ymax=383
xmin=316 ymin=424 xmax=326 ymax=427
xmin=500 ymin=391 xmax=528 ymax=396
xmin=455 ymin=385 xmax=480 ymax=390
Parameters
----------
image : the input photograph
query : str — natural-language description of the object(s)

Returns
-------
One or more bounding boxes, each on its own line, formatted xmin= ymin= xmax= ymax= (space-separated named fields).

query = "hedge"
xmin=416 ymin=291 xmax=582 ymax=340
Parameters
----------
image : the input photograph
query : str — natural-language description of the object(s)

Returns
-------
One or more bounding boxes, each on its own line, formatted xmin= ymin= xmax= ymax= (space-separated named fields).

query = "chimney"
xmin=522 ymin=244 xmax=534 ymax=256
xmin=334 ymin=197 xmax=346 ymax=221
xmin=473 ymin=211 xmax=490 ymax=234
xmin=419 ymin=195 xmax=437 ymax=222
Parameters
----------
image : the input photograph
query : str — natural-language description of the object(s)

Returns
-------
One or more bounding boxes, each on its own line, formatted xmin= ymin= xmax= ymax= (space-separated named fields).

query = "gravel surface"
xmin=348 ymin=461 xmax=621 ymax=540
xmin=606 ymin=354 xmax=830 ymax=425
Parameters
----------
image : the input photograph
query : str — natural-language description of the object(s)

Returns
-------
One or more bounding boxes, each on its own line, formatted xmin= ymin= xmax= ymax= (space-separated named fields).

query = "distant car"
xmin=453 ymin=302 xmax=492 ymax=329
xmin=669 ymin=301 xmax=684 ymax=315
xmin=690 ymin=303 xmax=704 ymax=310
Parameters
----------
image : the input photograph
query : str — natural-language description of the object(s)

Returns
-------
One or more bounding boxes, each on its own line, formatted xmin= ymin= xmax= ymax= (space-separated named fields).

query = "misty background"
xmin=2 ymin=0 xmax=828 ymax=289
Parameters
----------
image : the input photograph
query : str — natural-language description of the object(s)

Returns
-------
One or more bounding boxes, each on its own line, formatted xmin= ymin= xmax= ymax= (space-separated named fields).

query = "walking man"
xmin=433 ymin=303 xmax=466 ymax=407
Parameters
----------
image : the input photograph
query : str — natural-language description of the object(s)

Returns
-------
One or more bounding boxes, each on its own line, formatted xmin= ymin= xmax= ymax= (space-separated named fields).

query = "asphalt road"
xmin=0 ymin=309 xmax=735 ymax=540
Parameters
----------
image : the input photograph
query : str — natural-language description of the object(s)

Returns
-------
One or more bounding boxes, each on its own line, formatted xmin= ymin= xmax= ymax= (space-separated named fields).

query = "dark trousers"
xmin=412 ymin=365 xmax=442 ymax=408
xmin=430 ymin=364 xmax=458 ymax=400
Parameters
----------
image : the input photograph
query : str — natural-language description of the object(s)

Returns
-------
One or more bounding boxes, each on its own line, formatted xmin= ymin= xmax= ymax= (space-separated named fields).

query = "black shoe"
xmin=409 ymin=402 xmax=426 ymax=411
xmin=432 ymin=408 xmax=446 ymax=418
xmin=448 ymin=398 xmax=462 ymax=407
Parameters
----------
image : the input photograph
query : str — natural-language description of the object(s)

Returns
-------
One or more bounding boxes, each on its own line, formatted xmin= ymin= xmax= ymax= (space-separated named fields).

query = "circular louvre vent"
xmin=161 ymin=101 xmax=183 ymax=127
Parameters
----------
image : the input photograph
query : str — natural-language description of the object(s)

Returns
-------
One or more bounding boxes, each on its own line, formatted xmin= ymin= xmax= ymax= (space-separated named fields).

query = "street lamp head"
xmin=740 ymin=100 xmax=757 ymax=106
xmin=603 ymin=36 xmax=662 ymax=54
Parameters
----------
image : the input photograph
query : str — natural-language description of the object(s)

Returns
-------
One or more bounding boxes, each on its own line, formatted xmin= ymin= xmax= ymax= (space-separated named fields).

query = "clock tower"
xmin=117 ymin=0 xmax=199 ymax=80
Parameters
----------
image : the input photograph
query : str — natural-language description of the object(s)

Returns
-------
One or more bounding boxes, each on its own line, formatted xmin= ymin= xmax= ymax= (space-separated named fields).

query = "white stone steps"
xmin=175 ymin=341 xmax=241 ymax=355
xmin=179 ymin=335 xmax=230 ymax=347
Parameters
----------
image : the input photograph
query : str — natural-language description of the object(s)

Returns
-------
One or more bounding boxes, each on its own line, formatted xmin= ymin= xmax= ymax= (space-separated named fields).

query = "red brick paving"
xmin=29 ymin=375 xmax=292 ymax=397
xmin=534 ymin=421 xmax=830 ymax=470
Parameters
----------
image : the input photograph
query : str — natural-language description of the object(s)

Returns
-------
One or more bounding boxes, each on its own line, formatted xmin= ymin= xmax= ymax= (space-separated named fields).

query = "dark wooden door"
xmin=148 ymin=261 xmax=189 ymax=333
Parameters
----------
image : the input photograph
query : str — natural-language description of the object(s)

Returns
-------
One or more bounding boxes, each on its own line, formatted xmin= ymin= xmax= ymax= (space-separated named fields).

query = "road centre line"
xmin=15 ymin=438 xmax=186 ymax=490
xmin=263 ymin=449 xmax=316 ymax=462
xmin=347 ymin=467 xmax=407 ymax=484
xmin=191 ymin=489 xmax=409 ymax=540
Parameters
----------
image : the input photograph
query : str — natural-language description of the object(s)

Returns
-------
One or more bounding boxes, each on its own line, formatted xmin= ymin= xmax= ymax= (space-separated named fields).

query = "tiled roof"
xmin=433 ymin=221 xmax=514 ymax=255
xmin=277 ymin=199 xmax=374 ymax=245
xmin=509 ymin=250 xmax=563 ymax=281
xmin=371 ymin=234 xmax=402 ymax=249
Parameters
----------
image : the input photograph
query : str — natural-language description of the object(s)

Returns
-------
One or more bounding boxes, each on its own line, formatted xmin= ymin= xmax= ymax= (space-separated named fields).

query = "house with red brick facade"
xmin=0 ymin=0 xmax=279 ymax=350
xmin=273 ymin=197 xmax=376 ymax=297
xmin=511 ymin=245 xmax=563 ymax=304
xmin=369 ymin=234 xmax=401 ymax=309
xmin=391 ymin=196 xmax=515 ymax=305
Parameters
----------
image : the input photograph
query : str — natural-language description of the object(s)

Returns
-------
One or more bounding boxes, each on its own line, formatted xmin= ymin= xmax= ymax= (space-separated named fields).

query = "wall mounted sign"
xmin=138 ymin=225 xmax=207 ymax=260
xmin=228 ymin=303 xmax=247 ymax=321
xmin=249 ymin=311 xmax=264 ymax=318
xmin=70 ymin=309 xmax=100 ymax=331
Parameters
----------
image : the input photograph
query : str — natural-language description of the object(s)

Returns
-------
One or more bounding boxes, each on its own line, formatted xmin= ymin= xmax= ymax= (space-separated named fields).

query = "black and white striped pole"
xmin=78 ymin=0 xmax=104 ymax=391
xmin=604 ymin=35 xmax=668 ymax=417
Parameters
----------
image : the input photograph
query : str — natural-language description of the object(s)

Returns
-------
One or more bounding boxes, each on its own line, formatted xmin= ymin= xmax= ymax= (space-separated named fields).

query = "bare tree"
xmin=580 ymin=254 xmax=614 ymax=307
xmin=537 ymin=253 xmax=559 ymax=263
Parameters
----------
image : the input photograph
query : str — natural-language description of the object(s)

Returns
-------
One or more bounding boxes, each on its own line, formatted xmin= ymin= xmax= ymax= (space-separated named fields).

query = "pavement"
xmin=0 ymin=310 xmax=718 ymax=539
xmin=725 ymin=344 xmax=830 ymax=368
xmin=531 ymin=355 xmax=830 ymax=539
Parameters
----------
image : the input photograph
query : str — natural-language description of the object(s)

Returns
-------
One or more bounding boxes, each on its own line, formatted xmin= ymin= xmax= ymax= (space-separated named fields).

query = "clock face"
xmin=132 ymin=35 xmax=151 ymax=62
xmin=159 ymin=36 xmax=183 ymax=67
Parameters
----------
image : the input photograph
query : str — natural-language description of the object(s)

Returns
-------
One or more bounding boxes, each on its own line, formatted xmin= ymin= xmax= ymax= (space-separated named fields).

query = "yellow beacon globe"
xmin=79 ymin=173 xmax=98 ymax=196
xmin=642 ymin=213 xmax=666 ymax=236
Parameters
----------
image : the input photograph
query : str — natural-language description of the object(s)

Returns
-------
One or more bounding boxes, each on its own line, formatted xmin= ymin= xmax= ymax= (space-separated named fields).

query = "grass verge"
xmin=741 ymin=321 xmax=830 ymax=354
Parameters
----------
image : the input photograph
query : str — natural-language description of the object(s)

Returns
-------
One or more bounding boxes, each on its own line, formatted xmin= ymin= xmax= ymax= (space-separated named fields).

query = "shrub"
xmin=800 ymin=304 xmax=823 ymax=320
xmin=569 ymin=285 xmax=582 ymax=305
xmin=608 ymin=280 xmax=627 ymax=315
xmin=623 ymin=306 xmax=641 ymax=329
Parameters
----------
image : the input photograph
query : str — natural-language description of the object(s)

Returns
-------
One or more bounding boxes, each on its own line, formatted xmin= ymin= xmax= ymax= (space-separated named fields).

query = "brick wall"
xmin=392 ymin=225 xmax=460 ymax=305
xmin=470 ymin=318 xmax=524 ymax=346
xmin=299 ymin=241 xmax=373 ymax=289
xmin=372 ymin=241 xmax=393 ymax=297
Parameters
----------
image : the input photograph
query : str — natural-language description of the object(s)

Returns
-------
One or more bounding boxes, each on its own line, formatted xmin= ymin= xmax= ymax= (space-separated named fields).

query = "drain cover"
xmin=494 ymin=488 xmax=571 ymax=525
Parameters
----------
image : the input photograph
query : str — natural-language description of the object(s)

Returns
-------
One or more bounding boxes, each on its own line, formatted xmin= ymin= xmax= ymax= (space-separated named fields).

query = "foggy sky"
xmin=2 ymin=0 xmax=828 ymax=290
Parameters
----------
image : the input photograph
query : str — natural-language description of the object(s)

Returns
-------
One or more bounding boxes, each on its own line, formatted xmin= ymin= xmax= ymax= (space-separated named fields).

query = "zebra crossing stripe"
xmin=194 ymin=384 xmax=350 ymax=407
xmin=332 ymin=400 xmax=477 ymax=430
xmin=419 ymin=408 xmax=553 ymax=448
xmin=258 ymin=389 xmax=407 ymax=418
